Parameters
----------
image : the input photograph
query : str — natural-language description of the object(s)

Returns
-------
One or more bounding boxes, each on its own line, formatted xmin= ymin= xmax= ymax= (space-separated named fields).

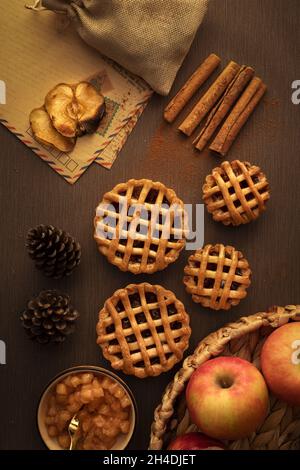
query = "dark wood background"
xmin=0 ymin=0 xmax=299 ymax=450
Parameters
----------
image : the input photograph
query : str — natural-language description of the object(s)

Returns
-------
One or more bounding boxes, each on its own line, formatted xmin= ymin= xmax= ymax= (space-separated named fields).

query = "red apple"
xmin=261 ymin=322 xmax=300 ymax=406
xmin=167 ymin=432 xmax=225 ymax=450
xmin=186 ymin=356 xmax=269 ymax=440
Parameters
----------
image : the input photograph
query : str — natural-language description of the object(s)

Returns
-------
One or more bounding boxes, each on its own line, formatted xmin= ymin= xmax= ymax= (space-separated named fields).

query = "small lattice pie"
xmin=183 ymin=244 xmax=251 ymax=310
xmin=94 ymin=179 xmax=187 ymax=274
xmin=202 ymin=160 xmax=270 ymax=226
xmin=96 ymin=283 xmax=191 ymax=378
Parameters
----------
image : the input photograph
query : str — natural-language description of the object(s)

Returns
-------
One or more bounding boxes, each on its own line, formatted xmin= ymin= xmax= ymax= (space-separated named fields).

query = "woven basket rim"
xmin=149 ymin=305 xmax=300 ymax=450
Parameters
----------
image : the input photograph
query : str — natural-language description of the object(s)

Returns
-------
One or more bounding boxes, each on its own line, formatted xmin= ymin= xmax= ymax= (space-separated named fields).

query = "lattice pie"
xmin=96 ymin=283 xmax=191 ymax=378
xmin=183 ymin=244 xmax=251 ymax=310
xmin=94 ymin=179 xmax=187 ymax=274
xmin=202 ymin=160 xmax=270 ymax=226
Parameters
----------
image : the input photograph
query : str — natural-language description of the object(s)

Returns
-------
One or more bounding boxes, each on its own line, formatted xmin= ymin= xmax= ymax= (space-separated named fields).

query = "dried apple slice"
xmin=45 ymin=82 xmax=106 ymax=138
xmin=30 ymin=107 xmax=76 ymax=152
xmin=45 ymin=83 xmax=77 ymax=138
xmin=75 ymin=82 xmax=106 ymax=135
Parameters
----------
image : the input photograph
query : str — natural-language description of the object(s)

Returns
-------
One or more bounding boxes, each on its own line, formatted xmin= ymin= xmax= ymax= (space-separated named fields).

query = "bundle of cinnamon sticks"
xmin=164 ymin=53 xmax=267 ymax=157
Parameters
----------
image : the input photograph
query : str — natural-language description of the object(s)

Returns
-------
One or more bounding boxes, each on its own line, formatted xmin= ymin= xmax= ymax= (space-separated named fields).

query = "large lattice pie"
xmin=183 ymin=244 xmax=251 ymax=310
xmin=202 ymin=160 xmax=270 ymax=226
xmin=96 ymin=283 xmax=191 ymax=378
xmin=94 ymin=179 xmax=187 ymax=274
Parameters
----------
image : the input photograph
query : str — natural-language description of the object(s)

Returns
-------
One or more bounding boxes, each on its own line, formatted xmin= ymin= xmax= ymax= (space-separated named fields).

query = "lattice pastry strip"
xmin=96 ymin=283 xmax=191 ymax=378
xmin=203 ymin=160 xmax=270 ymax=226
xmin=183 ymin=244 xmax=251 ymax=310
xmin=94 ymin=179 xmax=187 ymax=274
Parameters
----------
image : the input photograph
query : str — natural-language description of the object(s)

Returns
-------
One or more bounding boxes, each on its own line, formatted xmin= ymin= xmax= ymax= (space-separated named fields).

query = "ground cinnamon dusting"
xmin=147 ymin=123 xmax=184 ymax=161
xmin=146 ymin=123 xmax=204 ymax=184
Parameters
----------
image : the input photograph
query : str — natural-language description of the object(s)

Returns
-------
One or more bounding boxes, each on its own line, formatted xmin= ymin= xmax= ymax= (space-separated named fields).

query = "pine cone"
xmin=26 ymin=224 xmax=81 ymax=279
xmin=20 ymin=290 xmax=79 ymax=344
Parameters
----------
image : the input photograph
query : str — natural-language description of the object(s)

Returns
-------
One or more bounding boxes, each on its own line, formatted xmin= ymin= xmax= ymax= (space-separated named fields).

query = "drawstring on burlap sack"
xmin=25 ymin=0 xmax=46 ymax=11
xmin=25 ymin=1 xmax=70 ymax=31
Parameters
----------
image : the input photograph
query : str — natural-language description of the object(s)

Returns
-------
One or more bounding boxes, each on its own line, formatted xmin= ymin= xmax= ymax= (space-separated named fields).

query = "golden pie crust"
xmin=96 ymin=283 xmax=191 ymax=378
xmin=202 ymin=160 xmax=270 ymax=226
xmin=183 ymin=244 xmax=251 ymax=310
xmin=94 ymin=179 xmax=187 ymax=274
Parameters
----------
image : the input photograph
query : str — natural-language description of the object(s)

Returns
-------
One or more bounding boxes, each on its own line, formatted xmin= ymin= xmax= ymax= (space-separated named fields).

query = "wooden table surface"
xmin=1 ymin=0 xmax=299 ymax=450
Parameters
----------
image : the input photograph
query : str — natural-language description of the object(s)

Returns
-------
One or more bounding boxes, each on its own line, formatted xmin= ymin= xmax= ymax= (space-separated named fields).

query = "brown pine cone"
xmin=20 ymin=290 xmax=79 ymax=344
xmin=26 ymin=224 xmax=81 ymax=279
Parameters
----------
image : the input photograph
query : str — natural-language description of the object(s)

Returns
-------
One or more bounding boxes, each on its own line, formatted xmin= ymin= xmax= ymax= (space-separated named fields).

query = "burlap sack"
xmin=37 ymin=0 xmax=209 ymax=95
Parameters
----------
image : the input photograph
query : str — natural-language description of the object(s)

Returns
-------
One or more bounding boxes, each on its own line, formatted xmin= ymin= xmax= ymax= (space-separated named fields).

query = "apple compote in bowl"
xmin=37 ymin=366 xmax=137 ymax=450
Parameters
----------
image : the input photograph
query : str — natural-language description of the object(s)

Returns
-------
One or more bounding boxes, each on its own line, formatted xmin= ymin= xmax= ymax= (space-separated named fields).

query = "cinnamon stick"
xmin=178 ymin=61 xmax=240 ymax=136
xmin=163 ymin=53 xmax=221 ymax=123
xmin=193 ymin=66 xmax=254 ymax=151
xmin=209 ymin=77 xmax=267 ymax=156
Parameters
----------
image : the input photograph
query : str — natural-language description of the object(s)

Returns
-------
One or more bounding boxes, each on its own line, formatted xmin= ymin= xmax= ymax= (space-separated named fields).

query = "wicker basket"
xmin=149 ymin=305 xmax=300 ymax=450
